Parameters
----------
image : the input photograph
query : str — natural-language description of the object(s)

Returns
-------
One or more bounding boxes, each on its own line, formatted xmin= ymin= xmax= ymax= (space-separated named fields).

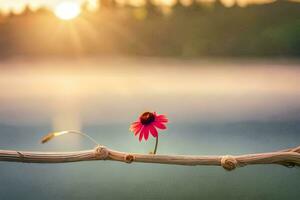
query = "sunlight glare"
xmin=54 ymin=1 xmax=81 ymax=20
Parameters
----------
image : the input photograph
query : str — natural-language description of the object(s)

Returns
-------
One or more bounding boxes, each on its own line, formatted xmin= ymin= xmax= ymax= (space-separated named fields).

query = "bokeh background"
xmin=0 ymin=0 xmax=300 ymax=199
xmin=0 ymin=0 xmax=299 ymax=57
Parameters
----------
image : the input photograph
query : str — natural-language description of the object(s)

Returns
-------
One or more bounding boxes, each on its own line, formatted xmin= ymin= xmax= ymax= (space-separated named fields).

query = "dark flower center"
xmin=140 ymin=112 xmax=155 ymax=125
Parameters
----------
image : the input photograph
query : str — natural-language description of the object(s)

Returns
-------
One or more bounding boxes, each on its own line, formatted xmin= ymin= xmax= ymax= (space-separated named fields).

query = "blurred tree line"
xmin=0 ymin=0 xmax=299 ymax=58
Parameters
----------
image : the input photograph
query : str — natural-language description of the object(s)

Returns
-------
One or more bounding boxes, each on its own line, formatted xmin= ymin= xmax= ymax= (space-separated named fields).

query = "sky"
xmin=0 ymin=0 xmax=97 ymax=15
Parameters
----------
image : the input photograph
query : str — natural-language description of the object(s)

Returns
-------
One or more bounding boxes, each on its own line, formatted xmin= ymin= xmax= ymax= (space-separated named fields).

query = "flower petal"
xmin=139 ymin=127 xmax=144 ymax=142
xmin=153 ymin=122 xmax=167 ymax=130
xmin=155 ymin=115 xmax=168 ymax=123
xmin=149 ymin=125 xmax=158 ymax=138
xmin=130 ymin=121 xmax=143 ymax=136
xmin=130 ymin=121 xmax=140 ymax=131
xmin=143 ymin=126 xmax=150 ymax=141
xmin=133 ymin=124 xmax=143 ymax=136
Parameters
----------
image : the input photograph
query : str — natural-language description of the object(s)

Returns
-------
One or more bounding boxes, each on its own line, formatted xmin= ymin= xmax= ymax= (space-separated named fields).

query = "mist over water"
xmin=1 ymin=58 xmax=300 ymax=126
xmin=0 ymin=58 xmax=300 ymax=199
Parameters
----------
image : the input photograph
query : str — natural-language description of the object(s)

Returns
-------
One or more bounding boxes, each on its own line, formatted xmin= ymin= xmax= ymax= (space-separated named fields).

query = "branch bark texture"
xmin=0 ymin=145 xmax=299 ymax=171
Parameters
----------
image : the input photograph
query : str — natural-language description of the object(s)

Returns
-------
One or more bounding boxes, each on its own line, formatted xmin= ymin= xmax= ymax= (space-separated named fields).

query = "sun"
xmin=54 ymin=1 xmax=81 ymax=20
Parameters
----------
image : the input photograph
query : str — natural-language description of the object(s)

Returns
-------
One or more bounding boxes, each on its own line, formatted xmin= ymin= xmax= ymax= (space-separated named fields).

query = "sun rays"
xmin=54 ymin=1 xmax=81 ymax=20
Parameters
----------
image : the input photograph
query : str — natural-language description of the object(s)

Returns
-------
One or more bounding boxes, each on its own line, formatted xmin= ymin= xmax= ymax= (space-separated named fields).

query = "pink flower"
xmin=130 ymin=112 xmax=168 ymax=142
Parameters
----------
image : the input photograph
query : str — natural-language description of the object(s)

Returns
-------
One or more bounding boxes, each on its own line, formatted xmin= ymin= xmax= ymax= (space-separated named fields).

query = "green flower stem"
xmin=153 ymin=136 xmax=159 ymax=154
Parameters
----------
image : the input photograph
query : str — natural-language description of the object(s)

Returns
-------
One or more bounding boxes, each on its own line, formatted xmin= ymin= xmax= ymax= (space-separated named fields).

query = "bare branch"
xmin=0 ymin=145 xmax=299 ymax=171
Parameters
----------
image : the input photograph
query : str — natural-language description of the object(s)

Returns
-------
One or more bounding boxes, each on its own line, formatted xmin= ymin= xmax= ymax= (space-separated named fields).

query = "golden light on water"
xmin=54 ymin=1 xmax=81 ymax=20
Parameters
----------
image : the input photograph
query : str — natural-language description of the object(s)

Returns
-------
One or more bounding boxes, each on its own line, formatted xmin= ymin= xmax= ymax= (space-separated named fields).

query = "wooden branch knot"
xmin=124 ymin=154 xmax=135 ymax=163
xmin=221 ymin=155 xmax=238 ymax=171
xmin=17 ymin=151 xmax=25 ymax=161
xmin=94 ymin=146 xmax=109 ymax=160
xmin=291 ymin=146 xmax=300 ymax=154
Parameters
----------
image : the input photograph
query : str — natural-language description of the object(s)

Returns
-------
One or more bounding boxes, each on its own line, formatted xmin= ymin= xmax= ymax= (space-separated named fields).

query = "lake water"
xmin=0 ymin=58 xmax=299 ymax=199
